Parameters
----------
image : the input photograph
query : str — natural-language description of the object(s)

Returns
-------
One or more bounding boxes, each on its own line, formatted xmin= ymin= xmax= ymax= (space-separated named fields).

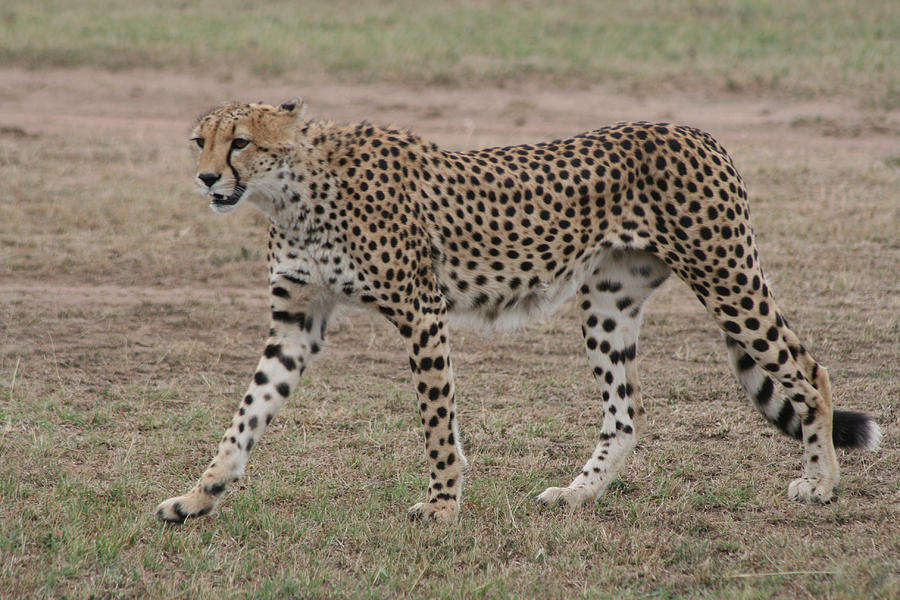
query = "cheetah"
xmin=156 ymin=99 xmax=881 ymax=524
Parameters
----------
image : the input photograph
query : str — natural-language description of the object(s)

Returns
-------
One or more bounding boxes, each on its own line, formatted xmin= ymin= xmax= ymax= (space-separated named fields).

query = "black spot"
xmin=723 ymin=321 xmax=741 ymax=334
xmin=752 ymin=339 xmax=769 ymax=353
xmin=615 ymin=297 xmax=633 ymax=311
xmin=203 ymin=482 xmax=226 ymax=496
xmin=755 ymin=378 xmax=775 ymax=407
xmin=775 ymin=402 xmax=796 ymax=434
xmin=737 ymin=353 xmax=755 ymax=372
xmin=278 ymin=354 xmax=297 ymax=371
xmin=272 ymin=310 xmax=307 ymax=325
xmin=721 ymin=305 xmax=738 ymax=317
xmin=597 ymin=280 xmax=622 ymax=293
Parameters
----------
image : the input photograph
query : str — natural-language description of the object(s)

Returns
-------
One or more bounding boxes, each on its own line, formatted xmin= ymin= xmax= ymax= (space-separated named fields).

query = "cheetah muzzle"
xmin=155 ymin=98 xmax=882 ymax=525
xmin=209 ymin=185 xmax=245 ymax=211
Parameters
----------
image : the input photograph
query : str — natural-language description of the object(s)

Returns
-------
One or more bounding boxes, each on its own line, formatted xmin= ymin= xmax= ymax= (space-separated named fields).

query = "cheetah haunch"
xmin=156 ymin=99 xmax=881 ymax=524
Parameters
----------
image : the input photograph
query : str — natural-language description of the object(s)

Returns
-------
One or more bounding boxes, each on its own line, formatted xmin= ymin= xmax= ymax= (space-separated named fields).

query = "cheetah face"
xmin=190 ymin=99 xmax=306 ymax=214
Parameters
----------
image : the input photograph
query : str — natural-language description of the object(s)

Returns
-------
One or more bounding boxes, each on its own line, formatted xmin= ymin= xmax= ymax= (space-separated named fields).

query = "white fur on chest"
xmin=270 ymin=241 xmax=357 ymax=298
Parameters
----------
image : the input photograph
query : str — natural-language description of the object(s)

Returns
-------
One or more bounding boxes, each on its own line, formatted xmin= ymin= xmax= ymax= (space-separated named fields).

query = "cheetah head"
xmin=190 ymin=99 xmax=306 ymax=214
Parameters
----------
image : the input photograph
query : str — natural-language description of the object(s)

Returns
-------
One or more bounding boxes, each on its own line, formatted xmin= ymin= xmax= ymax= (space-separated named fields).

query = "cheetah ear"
xmin=279 ymin=98 xmax=307 ymax=118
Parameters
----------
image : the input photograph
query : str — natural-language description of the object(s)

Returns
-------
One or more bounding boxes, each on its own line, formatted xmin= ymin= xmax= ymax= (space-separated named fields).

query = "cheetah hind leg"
xmin=536 ymin=354 xmax=647 ymax=509
xmin=536 ymin=251 xmax=663 ymax=509
xmin=715 ymin=294 xmax=881 ymax=503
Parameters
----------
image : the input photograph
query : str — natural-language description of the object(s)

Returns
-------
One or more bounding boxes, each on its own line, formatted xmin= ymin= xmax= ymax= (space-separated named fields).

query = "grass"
xmin=1 ymin=0 xmax=898 ymax=107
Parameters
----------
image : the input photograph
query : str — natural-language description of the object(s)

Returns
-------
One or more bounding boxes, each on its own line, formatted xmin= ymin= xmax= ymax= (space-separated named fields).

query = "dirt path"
xmin=2 ymin=66 xmax=897 ymax=152
xmin=0 ymin=282 xmax=266 ymax=307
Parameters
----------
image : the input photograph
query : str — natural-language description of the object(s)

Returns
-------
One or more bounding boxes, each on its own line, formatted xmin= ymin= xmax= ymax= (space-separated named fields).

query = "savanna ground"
xmin=1 ymin=2 xmax=899 ymax=598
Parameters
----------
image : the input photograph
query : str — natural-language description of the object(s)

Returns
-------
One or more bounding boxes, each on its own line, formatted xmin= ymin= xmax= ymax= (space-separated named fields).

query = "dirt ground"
xmin=1 ymin=66 xmax=898 ymax=597
xmin=4 ymin=66 xmax=899 ymax=149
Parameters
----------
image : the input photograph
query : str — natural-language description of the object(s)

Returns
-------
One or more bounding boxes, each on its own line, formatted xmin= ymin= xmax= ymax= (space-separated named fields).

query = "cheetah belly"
xmin=439 ymin=249 xmax=611 ymax=329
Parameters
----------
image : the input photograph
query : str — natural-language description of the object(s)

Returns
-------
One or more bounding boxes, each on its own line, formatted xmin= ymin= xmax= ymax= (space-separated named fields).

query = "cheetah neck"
xmin=249 ymin=122 xmax=339 ymax=235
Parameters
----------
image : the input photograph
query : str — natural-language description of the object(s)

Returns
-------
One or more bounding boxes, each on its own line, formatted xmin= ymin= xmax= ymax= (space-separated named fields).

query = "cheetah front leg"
xmin=156 ymin=283 xmax=331 ymax=523
xmin=400 ymin=312 xmax=468 ymax=524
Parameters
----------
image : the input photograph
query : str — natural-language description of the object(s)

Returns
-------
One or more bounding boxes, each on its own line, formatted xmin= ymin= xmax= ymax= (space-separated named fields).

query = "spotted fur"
xmin=155 ymin=99 xmax=881 ymax=524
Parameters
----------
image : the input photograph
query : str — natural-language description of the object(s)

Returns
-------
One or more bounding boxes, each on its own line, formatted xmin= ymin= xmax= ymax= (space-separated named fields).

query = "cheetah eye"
xmin=192 ymin=137 xmax=205 ymax=149
xmin=232 ymin=138 xmax=250 ymax=150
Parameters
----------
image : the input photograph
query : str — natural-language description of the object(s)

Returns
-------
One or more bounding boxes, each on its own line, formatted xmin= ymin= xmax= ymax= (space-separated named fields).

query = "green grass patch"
xmin=1 ymin=0 xmax=897 ymax=106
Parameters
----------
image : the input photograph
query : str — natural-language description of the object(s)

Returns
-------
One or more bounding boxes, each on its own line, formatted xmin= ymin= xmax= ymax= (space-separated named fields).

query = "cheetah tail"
xmin=831 ymin=410 xmax=882 ymax=450
xmin=723 ymin=335 xmax=882 ymax=450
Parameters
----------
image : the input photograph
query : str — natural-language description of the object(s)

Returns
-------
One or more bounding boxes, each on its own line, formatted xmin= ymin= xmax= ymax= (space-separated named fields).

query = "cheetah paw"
xmin=408 ymin=499 xmax=459 ymax=524
xmin=155 ymin=492 xmax=217 ymax=523
xmin=787 ymin=477 xmax=833 ymax=504
xmin=534 ymin=485 xmax=591 ymax=509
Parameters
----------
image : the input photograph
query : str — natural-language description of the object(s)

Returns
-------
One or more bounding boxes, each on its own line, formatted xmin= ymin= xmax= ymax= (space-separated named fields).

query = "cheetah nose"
xmin=198 ymin=172 xmax=221 ymax=188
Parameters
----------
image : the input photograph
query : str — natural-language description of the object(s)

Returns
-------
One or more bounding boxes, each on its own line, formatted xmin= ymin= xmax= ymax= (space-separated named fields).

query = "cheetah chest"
xmin=269 ymin=232 xmax=357 ymax=301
